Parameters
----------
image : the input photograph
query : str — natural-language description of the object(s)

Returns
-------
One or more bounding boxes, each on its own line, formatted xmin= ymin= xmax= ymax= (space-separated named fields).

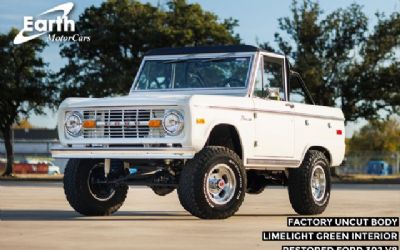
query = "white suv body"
xmin=53 ymin=45 xmax=345 ymax=219
xmin=53 ymin=48 xmax=345 ymax=168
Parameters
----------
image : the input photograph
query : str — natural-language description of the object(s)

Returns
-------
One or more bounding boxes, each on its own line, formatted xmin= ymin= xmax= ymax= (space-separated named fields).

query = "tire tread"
xmin=288 ymin=150 xmax=330 ymax=215
xmin=178 ymin=146 xmax=245 ymax=219
xmin=63 ymin=159 xmax=128 ymax=216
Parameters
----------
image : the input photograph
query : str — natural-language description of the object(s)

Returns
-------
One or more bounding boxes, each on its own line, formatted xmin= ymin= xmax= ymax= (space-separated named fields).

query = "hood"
xmin=60 ymin=94 xmax=192 ymax=109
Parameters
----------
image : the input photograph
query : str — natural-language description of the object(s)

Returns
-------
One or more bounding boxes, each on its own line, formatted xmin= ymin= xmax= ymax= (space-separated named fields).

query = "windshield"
xmin=134 ymin=57 xmax=251 ymax=90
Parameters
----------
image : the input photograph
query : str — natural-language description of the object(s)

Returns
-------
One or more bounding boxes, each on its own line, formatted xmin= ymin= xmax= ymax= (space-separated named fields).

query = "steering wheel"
xmin=150 ymin=78 xmax=163 ymax=89
xmin=188 ymin=73 xmax=206 ymax=88
xmin=223 ymin=78 xmax=243 ymax=87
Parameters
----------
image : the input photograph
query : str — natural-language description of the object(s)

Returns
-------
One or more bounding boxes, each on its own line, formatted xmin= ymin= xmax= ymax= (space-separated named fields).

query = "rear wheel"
xmin=63 ymin=159 xmax=128 ymax=216
xmin=177 ymin=146 xmax=246 ymax=219
xmin=288 ymin=150 xmax=331 ymax=215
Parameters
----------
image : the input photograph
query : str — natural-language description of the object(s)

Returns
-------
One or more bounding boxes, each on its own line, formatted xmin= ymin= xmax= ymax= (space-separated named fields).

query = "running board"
xmin=245 ymin=158 xmax=300 ymax=168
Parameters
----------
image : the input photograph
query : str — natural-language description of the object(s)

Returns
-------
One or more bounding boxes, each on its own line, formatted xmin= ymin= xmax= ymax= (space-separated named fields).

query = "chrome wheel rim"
xmin=311 ymin=165 xmax=326 ymax=202
xmin=205 ymin=164 xmax=236 ymax=205
xmin=87 ymin=163 xmax=115 ymax=201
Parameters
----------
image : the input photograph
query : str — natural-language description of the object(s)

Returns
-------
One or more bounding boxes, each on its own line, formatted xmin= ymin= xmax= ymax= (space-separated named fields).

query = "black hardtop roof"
xmin=145 ymin=45 xmax=267 ymax=56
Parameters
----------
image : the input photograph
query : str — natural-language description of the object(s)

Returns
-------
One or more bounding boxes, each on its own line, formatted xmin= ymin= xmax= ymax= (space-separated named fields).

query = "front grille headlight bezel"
xmin=64 ymin=111 xmax=83 ymax=137
xmin=62 ymin=108 xmax=185 ymax=139
xmin=162 ymin=110 xmax=184 ymax=136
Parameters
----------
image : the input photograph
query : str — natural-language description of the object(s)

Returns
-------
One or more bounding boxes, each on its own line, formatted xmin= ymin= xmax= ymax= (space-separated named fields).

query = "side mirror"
xmin=266 ymin=87 xmax=281 ymax=101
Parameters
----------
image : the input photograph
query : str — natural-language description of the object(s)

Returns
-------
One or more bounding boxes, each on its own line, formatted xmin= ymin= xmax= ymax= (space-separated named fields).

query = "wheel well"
xmin=308 ymin=146 xmax=331 ymax=165
xmin=206 ymin=124 xmax=243 ymax=159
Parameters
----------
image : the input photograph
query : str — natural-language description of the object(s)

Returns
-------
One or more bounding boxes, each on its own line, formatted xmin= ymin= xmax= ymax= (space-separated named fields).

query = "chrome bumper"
xmin=51 ymin=146 xmax=196 ymax=159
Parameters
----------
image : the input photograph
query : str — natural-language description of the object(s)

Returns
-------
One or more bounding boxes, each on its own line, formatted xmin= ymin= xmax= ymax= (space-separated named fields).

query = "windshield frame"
xmin=130 ymin=52 xmax=256 ymax=93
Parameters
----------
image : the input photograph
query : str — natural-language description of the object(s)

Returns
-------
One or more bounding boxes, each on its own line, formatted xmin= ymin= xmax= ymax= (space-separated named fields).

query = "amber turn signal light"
xmin=196 ymin=118 xmax=205 ymax=124
xmin=148 ymin=119 xmax=161 ymax=127
xmin=82 ymin=120 xmax=96 ymax=128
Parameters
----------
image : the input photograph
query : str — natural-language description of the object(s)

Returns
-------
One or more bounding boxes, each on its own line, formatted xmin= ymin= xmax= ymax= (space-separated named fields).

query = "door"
xmin=288 ymin=72 xmax=322 ymax=160
xmin=252 ymin=54 xmax=295 ymax=158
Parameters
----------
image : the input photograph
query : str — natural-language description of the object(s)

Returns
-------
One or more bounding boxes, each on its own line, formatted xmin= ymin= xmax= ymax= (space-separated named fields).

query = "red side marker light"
xmin=336 ymin=129 xmax=342 ymax=135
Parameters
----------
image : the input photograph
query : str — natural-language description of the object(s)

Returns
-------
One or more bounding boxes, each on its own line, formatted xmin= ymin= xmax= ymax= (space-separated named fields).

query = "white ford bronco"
xmin=52 ymin=45 xmax=345 ymax=219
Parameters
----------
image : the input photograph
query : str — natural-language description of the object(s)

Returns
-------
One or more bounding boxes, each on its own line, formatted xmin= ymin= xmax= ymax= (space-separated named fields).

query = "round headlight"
xmin=162 ymin=110 xmax=184 ymax=136
xmin=64 ymin=111 xmax=83 ymax=137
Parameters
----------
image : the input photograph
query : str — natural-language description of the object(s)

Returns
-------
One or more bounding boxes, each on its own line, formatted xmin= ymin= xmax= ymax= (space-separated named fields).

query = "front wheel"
xmin=177 ymin=146 xmax=246 ymax=219
xmin=63 ymin=159 xmax=128 ymax=216
xmin=288 ymin=150 xmax=331 ymax=215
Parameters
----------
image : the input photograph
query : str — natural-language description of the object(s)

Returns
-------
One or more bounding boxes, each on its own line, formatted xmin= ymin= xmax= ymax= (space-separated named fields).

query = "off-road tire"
xmin=288 ymin=150 xmax=331 ymax=215
xmin=64 ymin=159 xmax=128 ymax=216
xmin=177 ymin=146 xmax=246 ymax=219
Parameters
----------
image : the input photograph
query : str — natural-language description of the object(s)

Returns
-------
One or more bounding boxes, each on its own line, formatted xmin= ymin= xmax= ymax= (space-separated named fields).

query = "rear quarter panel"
xmin=293 ymin=103 xmax=345 ymax=167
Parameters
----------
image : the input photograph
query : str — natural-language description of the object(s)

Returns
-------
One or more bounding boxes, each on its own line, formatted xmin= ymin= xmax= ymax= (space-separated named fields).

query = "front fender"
xmin=188 ymin=95 xmax=254 ymax=159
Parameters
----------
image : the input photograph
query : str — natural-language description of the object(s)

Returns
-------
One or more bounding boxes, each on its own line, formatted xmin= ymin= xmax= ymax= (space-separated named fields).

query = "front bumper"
xmin=51 ymin=146 xmax=196 ymax=159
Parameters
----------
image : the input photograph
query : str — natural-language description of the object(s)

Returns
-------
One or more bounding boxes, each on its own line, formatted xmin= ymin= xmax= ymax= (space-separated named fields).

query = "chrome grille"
xmin=82 ymin=109 xmax=165 ymax=138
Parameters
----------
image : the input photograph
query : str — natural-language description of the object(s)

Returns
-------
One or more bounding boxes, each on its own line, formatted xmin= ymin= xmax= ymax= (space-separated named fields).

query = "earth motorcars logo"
xmin=13 ymin=2 xmax=90 ymax=44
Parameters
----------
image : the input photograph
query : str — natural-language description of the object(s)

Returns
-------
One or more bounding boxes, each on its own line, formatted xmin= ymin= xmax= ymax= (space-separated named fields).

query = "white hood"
xmin=60 ymin=93 xmax=192 ymax=109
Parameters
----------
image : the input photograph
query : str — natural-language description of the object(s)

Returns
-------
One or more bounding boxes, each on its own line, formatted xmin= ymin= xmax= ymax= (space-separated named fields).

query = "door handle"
xmin=285 ymin=103 xmax=295 ymax=109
